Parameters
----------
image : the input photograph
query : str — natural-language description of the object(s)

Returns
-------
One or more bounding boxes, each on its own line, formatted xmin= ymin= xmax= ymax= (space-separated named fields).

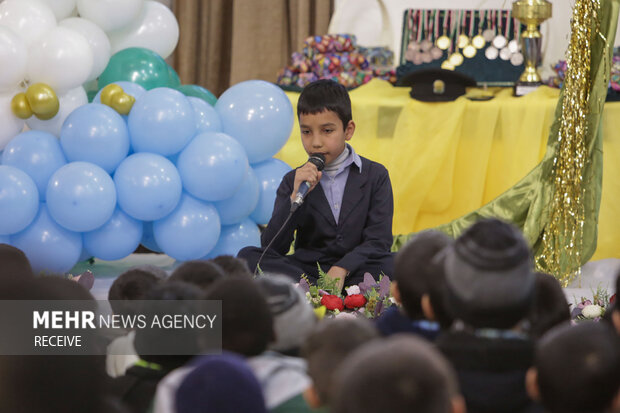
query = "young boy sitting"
xmin=239 ymin=79 xmax=394 ymax=290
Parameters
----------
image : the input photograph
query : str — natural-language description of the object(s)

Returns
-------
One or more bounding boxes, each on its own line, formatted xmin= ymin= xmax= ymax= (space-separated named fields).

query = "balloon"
xmin=0 ymin=165 xmax=39 ymax=235
xmin=250 ymin=158 xmax=292 ymax=224
xmin=216 ymin=80 xmax=294 ymax=163
xmin=176 ymin=84 xmax=217 ymax=106
xmin=40 ymin=0 xmax=77 ymax=20
xmin=27 ymin=27 xmax=94 ymax=92
xmin=98 ymin=47 xmax=171 ymax=91
xmin=59 ymin=17 xmax=111 ymax=81
xmin=128 ymin=87 xmax=196 ymax=156
xmin=167 ymin=65 xmax=181 ymax=88
xmin=1 ymin=130 xmax=67 ymax=199
xmin=11 ymin=93 xmax=32 ymax=119
xmin=60 ymin=103 xmax=130 ymax=173
xmin=26 ymin=86 xmax=87 ymax=136
xmin=25 ymin=83 xmax=59 ymax=120
xmin=141 ymin=221 xmax=162 ymax=252
xmin=76 ymin=0 xmax=144 ymax=33
xmin=188 ymin=97 xmax=222 ymax=133
xmin=0 ymin=0 xmax=57 ymax=48
xmin=176 ymin=132 xmax=249 ymax=201
xmin=11 ymin=203 xmax=82 ymax=274
xmin=108 ymin=1 xmax=179 ymax=59
xmin=206 ymin=218 xmax=260 ymax=258
xmin=46 ymin=162 xmax=116 ymax=232
xmin=99 ymin=84 xmax=122 ymax=106
xmin=0 ymin=91 xmax=25 ymax=150
xmin=93 ymin=81 xmax=145 ymax=103
xmin=83 ymin=207 xmax=142 ymax=261
xmin=214 ymin=167 xmax=259 ymax=225
xmin=114 ymin=153 xmax=182 ymax=221
xmin=153 ymin=193 xmax=221 ymax=261
xmin=0 ymin=26 xmax=27 ymax=92
xmin=0 ymin=235 xmax=10 ymax=245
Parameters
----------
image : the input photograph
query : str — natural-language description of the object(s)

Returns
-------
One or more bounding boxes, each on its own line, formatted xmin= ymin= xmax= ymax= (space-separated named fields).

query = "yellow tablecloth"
xmin=275 ymin=79 xmax=620 ymax=260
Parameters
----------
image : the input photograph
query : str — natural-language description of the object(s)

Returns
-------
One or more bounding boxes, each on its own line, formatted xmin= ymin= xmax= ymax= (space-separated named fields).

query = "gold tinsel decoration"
xmin=536 ymin=0 xmax=601 ymax=286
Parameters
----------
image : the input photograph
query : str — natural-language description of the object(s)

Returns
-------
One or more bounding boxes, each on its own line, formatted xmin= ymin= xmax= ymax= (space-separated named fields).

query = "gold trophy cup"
xmin=512 ymin=0 xmax=552 ymax=96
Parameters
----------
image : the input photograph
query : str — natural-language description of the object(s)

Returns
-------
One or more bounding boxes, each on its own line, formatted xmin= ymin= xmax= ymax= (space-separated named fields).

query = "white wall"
xmin=330 ymin=0 xmax=620 ymax=79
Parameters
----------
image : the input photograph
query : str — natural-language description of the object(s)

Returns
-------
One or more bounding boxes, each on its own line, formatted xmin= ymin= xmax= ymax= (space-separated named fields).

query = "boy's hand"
xmin=327 ymin=265 xmax=348 ymax=293
xmin=291 ymin=162 xmax=323 ymax=202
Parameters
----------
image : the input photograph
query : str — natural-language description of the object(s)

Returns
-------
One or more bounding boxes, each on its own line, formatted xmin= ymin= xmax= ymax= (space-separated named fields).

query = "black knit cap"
xmin=443 ymin=218 xmax=535 ymax=329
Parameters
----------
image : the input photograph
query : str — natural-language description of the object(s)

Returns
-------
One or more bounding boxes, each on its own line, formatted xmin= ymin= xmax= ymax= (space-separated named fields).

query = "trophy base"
xmin=514 ymin=82 xmax=542 ymax=97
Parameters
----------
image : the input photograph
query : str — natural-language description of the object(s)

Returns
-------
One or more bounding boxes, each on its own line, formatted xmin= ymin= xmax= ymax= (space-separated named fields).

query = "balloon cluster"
xmin=0 ymin=78 xmax=294 ymax=274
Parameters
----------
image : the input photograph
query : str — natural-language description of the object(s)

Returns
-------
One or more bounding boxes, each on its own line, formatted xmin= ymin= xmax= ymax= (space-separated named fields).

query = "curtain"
xmin=172 ymin=0 xmax=333 ymax=97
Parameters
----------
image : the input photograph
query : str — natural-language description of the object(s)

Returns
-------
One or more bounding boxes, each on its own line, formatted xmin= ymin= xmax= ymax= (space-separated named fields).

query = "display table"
xmin=275 ymin=79 xmax=620 ymax=260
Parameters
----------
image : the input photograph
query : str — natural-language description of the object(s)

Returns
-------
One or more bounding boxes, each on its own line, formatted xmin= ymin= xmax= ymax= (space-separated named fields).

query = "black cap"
xmin=400 ymin=69 xmax=476 ymax=102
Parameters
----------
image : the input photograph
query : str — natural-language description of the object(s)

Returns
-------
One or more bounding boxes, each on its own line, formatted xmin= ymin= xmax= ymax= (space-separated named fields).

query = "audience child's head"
xmin=332 ymin=335 xmax=465 ymax=413
xmin=301 ymin=318 xmax=379 ymax=408
xmin=175 ymin=353 xmax=267 ymax=413
xmin=393 ymin=230 xmax=452 ymax=323
xmin=210 ymin=255 xmax=252 ymax=278
xmin=529 ymin=272 xmax=570 ymax=338
xmin=0 ymin=244 xmax=33 ymax=280
xmin=108 ymin=268 xmax=160 ymax=317
xmin=255 ymin=274 xmax=317 ymax=356
xmin=204 ymin=277 xmax=274 ymax=357
xmin=133 ymin=281 xmax=206 ymax=370
xmin=527 ymin=322 xmax=620 ymax=413
xmin=129 ymin=264 xmax=168 ymax=280
xmin=169 ymin=260 xmax=225 ymax=292
xmin=443 ymin=218 xmax=536 ymax=330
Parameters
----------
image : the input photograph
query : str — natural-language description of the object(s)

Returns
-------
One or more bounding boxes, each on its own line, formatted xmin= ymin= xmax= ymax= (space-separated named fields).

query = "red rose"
xmin=321 ymin=295 xmax=344 ymax=311
xmin=344 ymin=294 xmax=367 ymax=309
xmin=610 ymin=293 xmax=616 ymax=304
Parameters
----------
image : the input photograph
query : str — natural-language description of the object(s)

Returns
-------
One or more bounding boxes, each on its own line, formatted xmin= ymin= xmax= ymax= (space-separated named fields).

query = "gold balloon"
xmin=110 ymin=93 xmax=135 ymax=116
xmin=100 ymin=84 xmax=124 ymax=106
xmin=26 ymin=83 xmax=59 ymax=120
xmin=11 ymin=93 xmax=33 ymax=119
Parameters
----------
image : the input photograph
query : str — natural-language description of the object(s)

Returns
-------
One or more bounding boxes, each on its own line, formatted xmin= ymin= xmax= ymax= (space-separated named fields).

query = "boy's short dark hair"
xmin=528 ymin=272 xmax=570 ymax=338
xmin=535 ymin=322 xmax=620 ymax=413
xmin=210 ymin=255 xmax=252 ymax=278
xmin=108 ymin=269 xmax=160 ymax=316
xmin=332 ymin=335 xmax=460 ymax=413
xmin=297 ymin=79 xmax=352 ymax=129
xmin=301 ymin=318 xmax=379 ymax=406
xmin=0 ymin=244 xmax=33 ymax=280
xmin=169 ymin=260 xmax=225 ymax=292
xmin=204 ymin=278 xmax=274 ymax=357
xmin=394 ymin=230 xmax=451 ymax=320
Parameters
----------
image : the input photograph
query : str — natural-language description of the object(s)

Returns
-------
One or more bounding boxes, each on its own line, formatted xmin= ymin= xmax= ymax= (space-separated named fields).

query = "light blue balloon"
xmin=177 ymin=132 xmax=248 ymax=201
xmin=128 ymin=87 xmax=197 ymax=156
xmin=215 ymin=80 xmax=294 ymax=163
xmin=11 ymin=204 xmax=82 ymax=274
xmin=250 ymin=158 xmax=293 ymax=224
xmin=0 ymin=165 xmax=39 ymax=235
xmin=46 ymin=162 xmax=117 ymax=232
xmin=0 ymin=235 xmax=10 ymax=244
xmin=214 ymin=167 xmax=259 ymax=225
xmin=188 ymin=96 xmax=222 ymax=133
xmin=60 ymin=103 xmax=130 ymax=174
xmin=206 ymin=218 xmax=260 ymax=258
xmin=83 ymin=207 xmax=143 ymax=261
xmin=92 ymin=81 xmax=146 ymax=103
xmin=77 ymin=248 xmax=93 ymax=263
xmin=153 ymin=193 xmax=221 ymax=261
xmin=114 ymin=153 xmax=182 ymax=221
xmin=1 ymin=130 xmax=67 ymax=200
xmin=141 ymin=221 xmax=162 ymax=252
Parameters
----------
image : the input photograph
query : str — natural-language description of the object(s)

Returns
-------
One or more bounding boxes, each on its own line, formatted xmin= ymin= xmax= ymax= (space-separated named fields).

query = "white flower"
xmin=582 ymin=304 xmax=604 ymax=319
xmin=346 ymin=285 xmax=360 ymax=296
xmin=335 ymin=311 xmax=357 ymax=320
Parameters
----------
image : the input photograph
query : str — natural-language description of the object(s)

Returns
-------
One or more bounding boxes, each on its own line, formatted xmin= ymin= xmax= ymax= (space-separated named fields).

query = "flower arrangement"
xmin=571 ymin=285 xmax=616 ymax=322
xmin=297 ymin=265 xmax=394 ymax=319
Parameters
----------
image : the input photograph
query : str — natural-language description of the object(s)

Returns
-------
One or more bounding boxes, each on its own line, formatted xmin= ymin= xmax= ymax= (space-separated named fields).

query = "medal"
xmin=463 ymin=11 xmax=477 ymax=58
xmin=499 ymin=47 xmax=511 ymax=60
xmin=510 ymin=52 xmax=524 ymax=66
xmin=485 ymin=46 xmax=499 ymax=60
xmin=508 ymin=19 xmax=521 ymax=54
xmin=492 ymin=11 xmax=507 ymax=50
xmin=410 ymin=10 xmax=425 ymax=65
xmin=419 ymin=10 xmax=434 ymax=52
xmin=430 ymin=46 xmax=444 ymax=60
xmin=449 ymin=52 xmax=464 ymax=66
xmin=456 ymin=10 xmax=469 ymax=48
xmin=472 ymin=10 xmax=486 ymax=49
xmin=441 ymin=60 xmax=455 ymax=70
xmin=436 ymin=10 xmax=451 ymax=50
xmin=482 ymin=10 xmax=496 ymax=42
xmin=421 ymin=52 xmax=433 ymax=63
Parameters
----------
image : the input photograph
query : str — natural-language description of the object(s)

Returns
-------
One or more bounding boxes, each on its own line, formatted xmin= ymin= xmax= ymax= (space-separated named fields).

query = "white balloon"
xmin=27 ymin=26 xmax=93 ymax=92
xmin=76 ymin=0 xmax=144 ymax=33
xmin=0 ymin=26 xmax=27 ymax=92
xmin=39 ymin=0 xmax=77 ymax=20
xmin=0 ymin=91 xmax=26 ymax=150
xmin=0 ymin=0 xmax=57 ymax=47
xmin=59 ymin=17 xmax=111 ymax=81
xmin=107 ymin=1 xmax=179 ymax=59
xmin=26 ymin=86 xmax=87 ymax=136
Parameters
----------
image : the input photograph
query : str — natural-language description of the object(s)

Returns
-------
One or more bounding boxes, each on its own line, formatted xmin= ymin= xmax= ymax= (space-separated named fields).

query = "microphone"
xmin=291 ymin=153 xmax=326 ymax=212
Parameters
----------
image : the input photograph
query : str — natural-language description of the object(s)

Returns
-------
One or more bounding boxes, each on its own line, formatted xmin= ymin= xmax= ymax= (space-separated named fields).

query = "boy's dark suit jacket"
xmin=262 ymin=155 xmax=393 ymax=275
